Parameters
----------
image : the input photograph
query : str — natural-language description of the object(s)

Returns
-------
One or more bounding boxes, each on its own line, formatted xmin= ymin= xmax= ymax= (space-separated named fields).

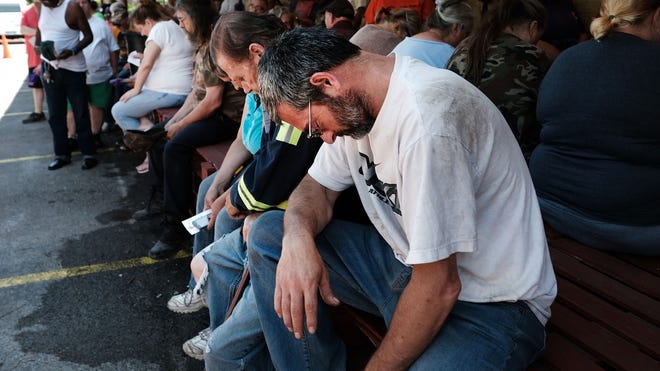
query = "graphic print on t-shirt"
xmin=358 ymin=152 xmax=401 ymax=215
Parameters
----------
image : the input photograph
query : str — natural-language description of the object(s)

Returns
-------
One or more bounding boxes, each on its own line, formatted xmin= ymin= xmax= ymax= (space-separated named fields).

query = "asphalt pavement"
xmin=0 ymin=41 xmax=207 ymax=371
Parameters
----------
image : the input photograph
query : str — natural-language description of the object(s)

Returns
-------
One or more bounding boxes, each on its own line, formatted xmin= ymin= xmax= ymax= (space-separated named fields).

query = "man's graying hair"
xmin=257 ymin=27 xmax=361 ymax=122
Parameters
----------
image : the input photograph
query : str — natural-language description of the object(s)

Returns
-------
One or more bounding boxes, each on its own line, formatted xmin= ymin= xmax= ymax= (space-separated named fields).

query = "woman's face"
xmin=215 ymin=51 xmax=261 ymax=93
xmin=176 ymin=10 xmax=195 ymax=35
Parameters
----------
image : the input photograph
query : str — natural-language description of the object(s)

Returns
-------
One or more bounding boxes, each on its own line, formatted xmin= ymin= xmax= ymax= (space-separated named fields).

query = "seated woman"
xmin=447 ymin=0 xmax=551 ymax=159
xmin=392 ymin=0 xmax=476 ymax=68
xmin=111 ymin=0 xmax=193 ymax=170
xmin=140 ymin=0 xmax=246 ymax=260
xmin=529 ymin=0 xmax=660 ymax=256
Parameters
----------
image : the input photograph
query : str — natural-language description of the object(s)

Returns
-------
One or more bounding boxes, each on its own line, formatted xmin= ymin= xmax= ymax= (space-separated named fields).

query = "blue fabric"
xmin=188 ymin=174 xmax=244 ymax=289
xmin=242 ymin=92 xmax=264 ymax=155
xmin=248 ymin=210 xmax=546 ymax=370
xmin=539 ymin=197 xmax=660 ymax=256
xmin=111 ymin=89 xmax=186 ymax=131
xmin=392 ymin=38 xmax=455 ymax=69
xmin=530 ymin=32 xmax=660 ymax=227
xmin=202 ymin=227 xmax=274 ymax=370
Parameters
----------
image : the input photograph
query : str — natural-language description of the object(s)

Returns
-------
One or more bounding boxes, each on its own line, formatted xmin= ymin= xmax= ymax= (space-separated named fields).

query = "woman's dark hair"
xmin=210 ymin=12 xmax=286 ymax=62
xmin=176 ymin=0 xmax=218 ymax=47
xmin=458 ymin=0 xmax=546 ymax=84
xmin=131 ymin=0 xmax=171 ymax=25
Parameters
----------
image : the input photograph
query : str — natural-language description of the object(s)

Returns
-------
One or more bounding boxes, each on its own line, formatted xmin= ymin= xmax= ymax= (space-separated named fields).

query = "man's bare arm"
xmin=276 ymin=175 xmax=342 ymax=338
xmin=367 ymin=256 xmax=461 ymax=370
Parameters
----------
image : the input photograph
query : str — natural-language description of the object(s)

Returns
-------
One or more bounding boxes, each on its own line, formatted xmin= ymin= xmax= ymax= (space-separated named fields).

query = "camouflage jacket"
xmin=447 ymin=33 xmax=551 ymax=160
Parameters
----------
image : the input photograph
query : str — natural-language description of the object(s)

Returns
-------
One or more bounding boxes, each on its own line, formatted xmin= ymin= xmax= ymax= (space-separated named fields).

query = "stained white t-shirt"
xmin=82 ymin=15 xmax=119 ymax=84
xmin=308 ymin=56 xmax=557 ymax=324
xmin=143 ymin=20 xmax=193 ymax=95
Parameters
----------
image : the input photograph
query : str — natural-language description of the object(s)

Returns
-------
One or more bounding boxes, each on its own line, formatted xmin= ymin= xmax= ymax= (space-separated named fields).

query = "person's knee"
xmin=246 ymin=210 xmax=284 ymax=268
xmin=191 ymin=252 xmax=207 ymax=282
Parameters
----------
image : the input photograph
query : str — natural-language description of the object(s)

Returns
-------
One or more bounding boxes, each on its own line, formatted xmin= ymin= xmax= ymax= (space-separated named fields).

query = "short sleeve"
xmin=308 ymin=139 xmax=354 ymax=192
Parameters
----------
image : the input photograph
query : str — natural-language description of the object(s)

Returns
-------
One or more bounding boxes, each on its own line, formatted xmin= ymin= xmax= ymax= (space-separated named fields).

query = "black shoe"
xmin=149 ymin=222 xmax=190 ymax=259
xmin=48 ymin=157 xmax=71 ymax=170
xmin=22 ymin=112 xmax=46 ymax=124
xmin=68 ymin=137 xmax=79 ymax=152
xmin=81 ymin=157 xmax=98 ymax=170
xmin=132 ymin=187 xmax=164 ymax=220
xmin=93 ymin=134 xmax=104 ymax=149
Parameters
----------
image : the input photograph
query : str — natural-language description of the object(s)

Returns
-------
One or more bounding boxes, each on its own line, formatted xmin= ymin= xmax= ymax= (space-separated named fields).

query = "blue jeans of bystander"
xmin=111 ymin=89 xmax=186 ymax=131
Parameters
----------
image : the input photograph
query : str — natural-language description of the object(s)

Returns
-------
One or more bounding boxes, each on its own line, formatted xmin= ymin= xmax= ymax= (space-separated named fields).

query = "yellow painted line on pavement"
xmin=0 ymin=250 xmax=191 ymax=289
xmin=0 ymin=147 xmax=116 ymax=164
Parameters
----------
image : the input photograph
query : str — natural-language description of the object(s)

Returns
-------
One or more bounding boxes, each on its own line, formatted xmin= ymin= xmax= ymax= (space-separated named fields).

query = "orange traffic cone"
xmin=2 ymin=34 xmax=11 ymax=59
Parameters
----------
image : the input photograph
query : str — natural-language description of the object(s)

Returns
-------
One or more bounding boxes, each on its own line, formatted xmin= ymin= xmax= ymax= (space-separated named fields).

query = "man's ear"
xmin=248 ymin=43 xmax=265 ymax=59
xmin=309 ymin=72 xmax=341 ymax=96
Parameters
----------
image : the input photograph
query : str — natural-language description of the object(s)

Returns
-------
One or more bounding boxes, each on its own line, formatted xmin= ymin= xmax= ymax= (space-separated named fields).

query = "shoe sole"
xmin=182 ymin=343 xmax=205 ymax=360
xmin=167 ymin=302 xmax=205 ymax=314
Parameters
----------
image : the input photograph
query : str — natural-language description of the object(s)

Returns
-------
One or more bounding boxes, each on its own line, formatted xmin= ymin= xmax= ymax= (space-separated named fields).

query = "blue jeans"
xmin=188 ymin=174 xmax=244 ymax=289
xmin=42 ymin=64 xmax=96 ymax=157
xmin=111 ymin=89 xmax=186 ymax=131
xmin=539 ymin=197 xmax=660 ymax=256
xmin=202 ymin=228 xmax=273 ymax=371
xmin=248 ymin=211 xmax=546 ymax=371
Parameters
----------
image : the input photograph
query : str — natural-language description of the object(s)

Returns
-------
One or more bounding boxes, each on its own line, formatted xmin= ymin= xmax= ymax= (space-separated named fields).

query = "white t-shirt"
xmin=308 ymin=56 xmax=557 ymax=324
xmin=143 ymin=20 xmax=193 ymax=95
xmin=82 ymin=16 xmax=119 ymax=84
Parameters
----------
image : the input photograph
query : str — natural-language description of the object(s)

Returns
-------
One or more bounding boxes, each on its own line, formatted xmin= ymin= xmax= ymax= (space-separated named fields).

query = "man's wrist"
xmin=70 ymin=46 xmax=78 ymax=55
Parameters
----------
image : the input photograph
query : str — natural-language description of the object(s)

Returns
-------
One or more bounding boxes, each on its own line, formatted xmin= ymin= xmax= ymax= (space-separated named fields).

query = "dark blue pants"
xmin=149 ymin=112 xmax=239 ymax=220
xmin=42 ymin=63 xmax=96 ymax=157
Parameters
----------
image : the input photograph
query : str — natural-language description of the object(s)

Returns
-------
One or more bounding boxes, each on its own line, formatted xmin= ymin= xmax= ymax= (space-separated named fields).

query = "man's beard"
xmin=325 ymin=90 xmax=375 ymax=139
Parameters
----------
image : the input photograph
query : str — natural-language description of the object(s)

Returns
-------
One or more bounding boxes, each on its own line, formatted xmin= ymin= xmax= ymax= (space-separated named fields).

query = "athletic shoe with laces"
xmin=182 ymin=327 xmax=211 ymax=360
xmin=167 ymin=289 xmax=206 ymax=313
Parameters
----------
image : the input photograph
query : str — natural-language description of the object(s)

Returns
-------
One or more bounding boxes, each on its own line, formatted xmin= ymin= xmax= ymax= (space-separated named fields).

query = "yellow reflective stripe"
xmin=237 ymin=176 xmax=288 ymax=211
xmin=276 ymin=121 xmax=302 ymax=145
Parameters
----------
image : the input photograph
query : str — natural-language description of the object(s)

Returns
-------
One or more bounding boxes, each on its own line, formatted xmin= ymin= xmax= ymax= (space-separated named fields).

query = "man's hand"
xmin=55 ymin=49 xmax=74 ymax=60
xmin=34 ymin=64 xmax=41 ymax=75
xmin=275 ymin=234 xmax=340 ymax=339
xmin=207 ymin=190 xmax=228 ymax=230
xmin=119 ymin=88 xmax=139 ymax=102
xmin=225 ymin=195 xmax=248 ymax=220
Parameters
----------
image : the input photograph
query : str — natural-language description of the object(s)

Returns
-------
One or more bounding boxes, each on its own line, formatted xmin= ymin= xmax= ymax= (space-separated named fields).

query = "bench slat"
xmin=551 ymin=238 xmax=660 ymax=300
xmin=556 ymin=276 xmax=660 ymax=358
xmin=550 ymin=303 xmax=659 ymax=370
xmin=550 ymin=248 xmax=660 ymax=325
xmin=535 ymin=332 xmax=606 ymax=371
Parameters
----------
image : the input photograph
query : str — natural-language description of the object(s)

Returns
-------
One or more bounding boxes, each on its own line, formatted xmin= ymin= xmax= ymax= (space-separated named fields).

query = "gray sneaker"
xmin=182 ymin=327 xmax=211 ymax=360
xmin=167 ymin=289 xmax=206 ymax=313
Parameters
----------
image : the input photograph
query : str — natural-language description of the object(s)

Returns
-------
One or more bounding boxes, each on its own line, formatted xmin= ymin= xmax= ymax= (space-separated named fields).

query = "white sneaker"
xmin=182 ymin=327 xmax=211 ymax=360
xmin=167 ymin=289 xmax=206 ymax=313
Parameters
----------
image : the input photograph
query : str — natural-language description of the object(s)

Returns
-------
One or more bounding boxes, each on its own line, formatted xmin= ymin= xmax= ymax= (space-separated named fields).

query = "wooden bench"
xmin=531 ymin=228 xmax=660 ymax=370
xmin=340 ymin=227 xmax=660 ymax=370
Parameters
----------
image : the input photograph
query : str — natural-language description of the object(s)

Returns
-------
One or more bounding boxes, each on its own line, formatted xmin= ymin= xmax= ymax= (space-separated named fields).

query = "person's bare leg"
xmin=66 ymin=110 xmax=76 ymax=137
xmin=137 ymin=116 xmax=154 ymax=132
xmin=89 ymin=104 xmax=104 ymax=135
xmin=33 ymin=88 xmax=44 ymax=114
